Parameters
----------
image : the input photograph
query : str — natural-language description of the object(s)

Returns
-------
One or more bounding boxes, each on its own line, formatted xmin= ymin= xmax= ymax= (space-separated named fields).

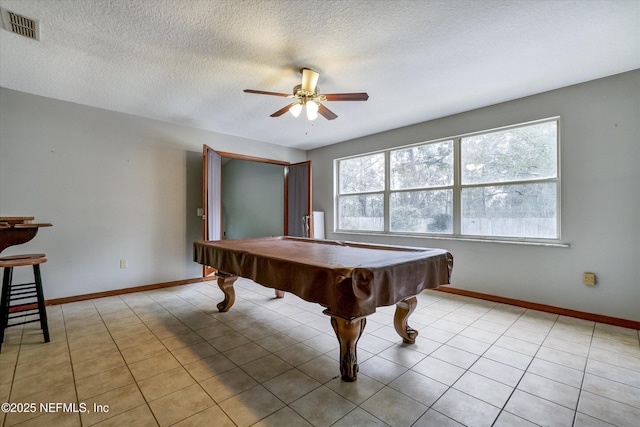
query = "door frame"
xmin=202 ymin=146 xmax=311 ymax=277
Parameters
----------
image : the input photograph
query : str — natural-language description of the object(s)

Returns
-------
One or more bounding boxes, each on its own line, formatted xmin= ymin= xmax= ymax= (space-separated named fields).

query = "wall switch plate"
xmin=583 ymin=272 xmax=596 ymax=286
xmin=120 ymin=259 xmax=127 ymax=269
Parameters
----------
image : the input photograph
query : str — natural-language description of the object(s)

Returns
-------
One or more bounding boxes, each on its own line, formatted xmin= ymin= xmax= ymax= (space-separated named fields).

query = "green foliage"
xmin=339 ymin=153 xmax=385 ymax=193
xmin=429 ymin=213 xmax=452 ymax=232
xmin=391 ymin=140 xmax=453 ymax=189
xmin=461 ymin=122 xmax=557 ymax=184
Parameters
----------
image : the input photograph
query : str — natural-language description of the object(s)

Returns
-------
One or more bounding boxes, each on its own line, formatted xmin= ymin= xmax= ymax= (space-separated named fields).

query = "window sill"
xmin=332 ymin=231 xmax=570 ymax=248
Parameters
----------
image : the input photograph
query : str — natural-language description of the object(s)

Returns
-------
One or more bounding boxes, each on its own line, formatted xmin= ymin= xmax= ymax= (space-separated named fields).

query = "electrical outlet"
xmin=583 ymin=272 xmax=596 ymax=286
xmin=120 ymin=259 xmax=127 ymax=269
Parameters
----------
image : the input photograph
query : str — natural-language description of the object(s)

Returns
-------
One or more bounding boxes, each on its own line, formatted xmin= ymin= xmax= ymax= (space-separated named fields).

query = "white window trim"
xmin=334 ymin=117 xmax=564 ymax=246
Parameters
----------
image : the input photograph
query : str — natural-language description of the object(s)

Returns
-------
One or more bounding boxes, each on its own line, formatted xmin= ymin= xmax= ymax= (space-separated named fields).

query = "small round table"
xmin=0 ymin=217 xmax=52 ymax=253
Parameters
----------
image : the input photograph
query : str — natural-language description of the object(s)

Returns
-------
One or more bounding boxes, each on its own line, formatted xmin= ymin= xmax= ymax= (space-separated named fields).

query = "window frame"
xmin=335 ymin=151 xmax=387 ymax=232
xmin=334 ymin=117 xmax=562 ymax=245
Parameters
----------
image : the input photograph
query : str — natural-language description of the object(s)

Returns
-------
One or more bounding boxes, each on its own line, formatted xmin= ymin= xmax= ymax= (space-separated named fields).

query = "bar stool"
xmin=0 ymin=254 xmax=50 ymax=351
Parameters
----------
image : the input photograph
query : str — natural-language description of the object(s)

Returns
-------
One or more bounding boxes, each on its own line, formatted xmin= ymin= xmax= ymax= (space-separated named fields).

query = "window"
xmin=335 ymin=119 xmax=559 ymax=242
xmin=337 ymin=153 xmax=385 ymax=231
xmin=389 ymin=141 xmax=454 ymax=233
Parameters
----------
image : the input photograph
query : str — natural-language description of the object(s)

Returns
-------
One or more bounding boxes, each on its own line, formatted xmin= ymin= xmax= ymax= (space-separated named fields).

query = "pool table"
xmin=194 ymin=236 xmax=453 ymax=381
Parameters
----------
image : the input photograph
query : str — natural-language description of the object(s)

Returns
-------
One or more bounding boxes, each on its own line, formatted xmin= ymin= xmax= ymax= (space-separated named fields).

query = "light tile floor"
xmin=1 ymin=278 xmax=639 ymax=426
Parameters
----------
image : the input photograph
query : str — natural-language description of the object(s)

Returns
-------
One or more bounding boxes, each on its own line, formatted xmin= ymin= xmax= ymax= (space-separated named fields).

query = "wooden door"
xmin=285 ymin=161 xmax=312 ymax=237
xmin=202 ymin=144 xmax=221 ymax=277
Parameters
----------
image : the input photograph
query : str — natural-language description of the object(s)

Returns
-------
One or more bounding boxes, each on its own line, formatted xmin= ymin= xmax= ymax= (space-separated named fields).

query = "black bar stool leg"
xmin=0 ymin=255 xmax=50 ymax=351
xmin=33 ymin=264 xmax=49 ymax=342
xmin=0 ymin=267 xmax=13 ymax=350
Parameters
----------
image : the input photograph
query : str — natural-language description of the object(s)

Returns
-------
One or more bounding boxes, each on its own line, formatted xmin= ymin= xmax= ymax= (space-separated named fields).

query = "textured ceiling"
xmin=1 ymin=0 xmax=639 ymax=150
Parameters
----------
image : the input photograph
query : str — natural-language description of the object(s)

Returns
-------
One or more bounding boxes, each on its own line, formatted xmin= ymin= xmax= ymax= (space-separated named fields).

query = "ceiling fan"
xmin=243 ymin=68 xmax=369 ymax=121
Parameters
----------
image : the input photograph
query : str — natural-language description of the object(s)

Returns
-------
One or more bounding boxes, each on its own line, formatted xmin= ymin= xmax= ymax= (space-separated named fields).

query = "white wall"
xmin=308 ymin=70 xmax=640 ymax=322
xmin=0 ymin=88 xmax=306 ymax=299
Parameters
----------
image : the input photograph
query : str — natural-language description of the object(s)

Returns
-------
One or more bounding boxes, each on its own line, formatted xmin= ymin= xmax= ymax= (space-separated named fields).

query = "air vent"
xmin=1 ymin=7 xmax=40 ymax=40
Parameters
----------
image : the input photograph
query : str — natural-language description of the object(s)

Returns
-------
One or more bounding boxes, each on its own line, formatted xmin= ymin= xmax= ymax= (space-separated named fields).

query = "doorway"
xmin=202 ymin=145 xmax=312 ymax=276
xmin=221 ymin=158 xmax=284 ymax=239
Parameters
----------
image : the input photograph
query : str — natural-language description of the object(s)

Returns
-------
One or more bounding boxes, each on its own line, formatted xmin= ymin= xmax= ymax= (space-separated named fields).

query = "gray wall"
xmin=222 ymin=159 xmax=284 ymax=239
xmin=2 ymin=70 xmax=638 ymax=322
xmin=0 ymin=88 xmax=306 ymax=299
xmin=308 ymin=70 xmax=640 ymax=322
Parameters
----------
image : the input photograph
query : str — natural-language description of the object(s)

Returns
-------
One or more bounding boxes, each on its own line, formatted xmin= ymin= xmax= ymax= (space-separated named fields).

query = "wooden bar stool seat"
xmin=0 ymin=254 xmax=46 ymax=261
xmin=0 ymin=254 xmax=50 ymax=352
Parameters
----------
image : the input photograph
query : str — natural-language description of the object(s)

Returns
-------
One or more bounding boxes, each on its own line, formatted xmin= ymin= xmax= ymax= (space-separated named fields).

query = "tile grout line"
xmin=489 ymin=310 xmax=575 ymax=426
xmin=114 ymin=293 xmax=168 ymax=427
xmin=571 ymin=320 xmax=596 ymax=427
xmin=60 ymin=304 xmax=83 ymax=427
xmin=417 ymin=302 xmax=515 ymax=426
xmin=2 ymin=324 xmax=24 ymax=427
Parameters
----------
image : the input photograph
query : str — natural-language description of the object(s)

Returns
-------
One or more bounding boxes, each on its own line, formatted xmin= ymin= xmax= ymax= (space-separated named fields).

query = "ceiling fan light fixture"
xmin=244 ymin=67 xmax=368 ymax=121
xmin=289 ymin=102 xmax=303 ymax=117
xmin=306 ymin=100 xmax=319 ymax=120
xmin=301 ymin=68 xmax=319 ymax=93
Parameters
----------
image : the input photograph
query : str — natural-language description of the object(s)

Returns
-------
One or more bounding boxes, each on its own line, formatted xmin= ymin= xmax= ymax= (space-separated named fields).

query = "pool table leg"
xmin=216 ymin=273 xmax=238 ymax=312
xmin=394 ymin=296 xmax=419 ymax=344
xmin=327 ymin=313 xmax=367 ymax=382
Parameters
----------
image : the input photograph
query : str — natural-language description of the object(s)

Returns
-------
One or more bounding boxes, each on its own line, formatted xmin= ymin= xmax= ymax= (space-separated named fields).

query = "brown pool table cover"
xmin=194 ymin=236 xmax=453 ymax=319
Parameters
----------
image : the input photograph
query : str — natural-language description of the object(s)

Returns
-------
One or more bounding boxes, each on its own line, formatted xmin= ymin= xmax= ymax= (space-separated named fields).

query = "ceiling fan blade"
xmin=270 ymin=103 xmax=296 ymax=117
xmin=244 ymin=89 xmax=290 ymax=97
xmin=301 ymin=68 xmax=319 ymax=93
xmin=323 ymin=93 xmax=369 ymax=101
xmin=318 ymin=103 xmax=338 ymax=120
